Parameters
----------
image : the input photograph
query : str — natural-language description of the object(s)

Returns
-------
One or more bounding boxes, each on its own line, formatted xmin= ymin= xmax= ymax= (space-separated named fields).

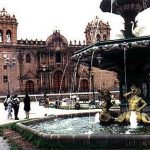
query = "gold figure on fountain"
xmin=115 ymin=86 xmax=150 ymax=124
xmin=98 ymin=89 xmax=116 ymax=124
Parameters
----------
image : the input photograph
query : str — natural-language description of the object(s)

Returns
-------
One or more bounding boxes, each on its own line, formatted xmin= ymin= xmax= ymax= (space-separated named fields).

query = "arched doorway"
xmin=80 ymin=79 xmax=89 ymax=92
xmin=26 ymin=80 xmax=34 ymax=94
xmin=53 ymin=71 xmax=65 ymax=93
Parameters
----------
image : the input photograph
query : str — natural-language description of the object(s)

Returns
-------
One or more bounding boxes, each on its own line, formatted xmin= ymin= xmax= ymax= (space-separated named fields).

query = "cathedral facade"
xmin=0 ymin=9 xmax=117 ymax=95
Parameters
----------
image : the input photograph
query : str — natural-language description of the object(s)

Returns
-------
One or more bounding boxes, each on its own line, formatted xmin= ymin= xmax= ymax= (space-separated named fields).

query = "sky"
xmin=0 ymin=0 xmax=150 ymax=42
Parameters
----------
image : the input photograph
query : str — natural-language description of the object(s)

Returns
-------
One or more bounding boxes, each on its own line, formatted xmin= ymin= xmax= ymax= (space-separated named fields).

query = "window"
xmin=26 ymin=80 xmax=34 ymax=94
xmin=55 ymin=51 xmax=61 ymax=63
xmin=3 ymin=65 xmax=7 ymax=69
xmin=96 ymin=34 xmax=101 ymax=41
xmin=3 ymin=75 xmax=8 ymax=82
xmin=0 ymin=30 xmax=3 ymax=42
xmin=26 ymin=54 xmax=31 ymax=63
xmin=6 ymin=30 xmax=11 ymax=42
xmin=103 ymin=34 xmax=107 ymax=40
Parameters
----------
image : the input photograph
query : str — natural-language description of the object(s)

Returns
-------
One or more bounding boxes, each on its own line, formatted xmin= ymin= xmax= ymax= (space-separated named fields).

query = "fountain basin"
xmin=15 ymin=112 xmax=150 ymax=149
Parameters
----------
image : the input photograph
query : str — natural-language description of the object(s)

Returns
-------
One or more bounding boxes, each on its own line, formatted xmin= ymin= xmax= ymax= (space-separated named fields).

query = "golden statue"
xmin=98 ymin=89 xmax=115 ymax=124
xmin=115 ymin=86 xmax=150 ymax=124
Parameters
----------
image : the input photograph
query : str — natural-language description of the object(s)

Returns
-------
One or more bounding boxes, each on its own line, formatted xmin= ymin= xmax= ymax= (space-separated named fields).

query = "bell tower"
xmin=84 ymin=16 xmax=111 ymax=45
xmin=0 ymin=8 xmax=18 ymax=44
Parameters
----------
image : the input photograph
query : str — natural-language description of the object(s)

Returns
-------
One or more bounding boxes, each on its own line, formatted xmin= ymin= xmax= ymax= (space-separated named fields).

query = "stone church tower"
xmin=84 ymin=16 xmax=111 ymax=45
xmin=0 ymin=8 xmax=20 ymax=95
xmin=82 ymin=16 xmax=118 ymax=92
xmin=0 ymin=8 xmax=18 ymax=44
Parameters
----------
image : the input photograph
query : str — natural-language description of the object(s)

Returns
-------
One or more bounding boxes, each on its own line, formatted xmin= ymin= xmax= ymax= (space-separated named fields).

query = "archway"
xmin=26 ymin=80 xmax=34 ymax=94
xmin=80 ymin=79 xmax=89 ymax=92
xmin=53 ymin=71 xmax=65 ymax=93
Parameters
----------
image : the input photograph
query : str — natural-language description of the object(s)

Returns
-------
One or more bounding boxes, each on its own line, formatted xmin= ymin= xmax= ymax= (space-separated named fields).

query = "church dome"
xmin=46 ymin=30 xmax=68 ymax=46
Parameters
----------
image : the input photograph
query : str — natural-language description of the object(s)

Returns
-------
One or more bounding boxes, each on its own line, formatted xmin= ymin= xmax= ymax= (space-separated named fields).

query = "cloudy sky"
xmin=0 ymin=0 xmax=150 ymax=42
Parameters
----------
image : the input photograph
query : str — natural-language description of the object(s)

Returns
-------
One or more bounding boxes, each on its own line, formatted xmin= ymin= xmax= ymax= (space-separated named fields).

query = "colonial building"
xmin=0 ymin=9 xmax=117 ymax=95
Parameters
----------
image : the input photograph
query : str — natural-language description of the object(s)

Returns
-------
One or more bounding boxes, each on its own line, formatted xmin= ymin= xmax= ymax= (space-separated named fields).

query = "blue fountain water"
xmin=28 ymin=113 xmax=149 ymax=135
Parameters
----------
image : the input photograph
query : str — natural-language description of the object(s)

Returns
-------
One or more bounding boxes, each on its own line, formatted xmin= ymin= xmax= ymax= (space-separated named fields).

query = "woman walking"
xmin=12 ymin=95 xmax=20 ymax=120
xmin=23 ymin=92 xmax=31 ymax=119
xmin=4 ymin=94 xmax=13 ymax=119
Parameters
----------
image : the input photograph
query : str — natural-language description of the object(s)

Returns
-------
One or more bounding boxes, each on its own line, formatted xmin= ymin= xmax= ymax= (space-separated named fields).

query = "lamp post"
xmin=50 ymin=70 xmax=52 ymax=93
xmin=3 ymin=54 xmax=16 ymax=95
xmin=42 ymin=65 xmax=47 ymax=102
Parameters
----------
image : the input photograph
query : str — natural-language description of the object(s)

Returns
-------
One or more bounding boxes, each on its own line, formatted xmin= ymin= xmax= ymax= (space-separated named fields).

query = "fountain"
xmin=12 ymin=0 xmax=150 ymax=149
xmin=100 ymin=0 xmax=150 ymax=38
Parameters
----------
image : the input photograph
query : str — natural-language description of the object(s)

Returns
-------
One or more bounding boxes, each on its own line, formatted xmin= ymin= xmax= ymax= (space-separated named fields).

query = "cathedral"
xmin=0 ymin=8 xmax=118 ymax=95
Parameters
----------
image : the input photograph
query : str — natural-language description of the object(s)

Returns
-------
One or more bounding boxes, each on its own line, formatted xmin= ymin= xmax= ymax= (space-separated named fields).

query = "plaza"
xmin=0 ymin=101 xmax=100 ymax=125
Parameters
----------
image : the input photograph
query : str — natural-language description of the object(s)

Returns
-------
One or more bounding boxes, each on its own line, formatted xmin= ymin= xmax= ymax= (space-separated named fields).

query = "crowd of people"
xmin=4 ymin=92 xmax=31 ymax=120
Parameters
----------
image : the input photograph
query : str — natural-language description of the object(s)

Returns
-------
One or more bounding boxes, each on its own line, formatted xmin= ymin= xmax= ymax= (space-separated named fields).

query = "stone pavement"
xmin=0 ymin=101 xmax=100 ymax=125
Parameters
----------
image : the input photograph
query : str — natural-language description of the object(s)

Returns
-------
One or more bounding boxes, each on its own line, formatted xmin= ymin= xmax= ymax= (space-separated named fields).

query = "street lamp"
xmin=42 ymin=65 xmax=47 ymax=102
xmin=3 ymin=54 xmax=16 ymax=95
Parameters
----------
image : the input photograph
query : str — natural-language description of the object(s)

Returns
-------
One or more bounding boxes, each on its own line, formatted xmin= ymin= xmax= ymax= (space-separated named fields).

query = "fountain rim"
xmin=17 ymin=112 xmax=150 ymax=138
xmin=15 ymin=112 xmax=150 ymax=149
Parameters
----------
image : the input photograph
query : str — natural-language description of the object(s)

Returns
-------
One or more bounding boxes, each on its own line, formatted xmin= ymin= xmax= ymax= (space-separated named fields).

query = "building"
xmin=0 ymin=9 xmax=117 ymax=95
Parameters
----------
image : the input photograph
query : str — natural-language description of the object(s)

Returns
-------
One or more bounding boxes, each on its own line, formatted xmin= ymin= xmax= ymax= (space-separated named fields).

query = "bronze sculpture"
xmin=115 ymin=86 xmax=150 ymax=124
xmin=98 ymin=89 xmax=116 ymax=124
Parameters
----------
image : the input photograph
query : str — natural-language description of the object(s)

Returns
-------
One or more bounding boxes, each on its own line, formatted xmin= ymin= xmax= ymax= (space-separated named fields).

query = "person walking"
xmin=23 ymin=92 xmax=31 ymax=119
xmin=4 ymin=94 xmax=13 ymax=119
xmin=12 ymin=95 xmax=20 ymax=120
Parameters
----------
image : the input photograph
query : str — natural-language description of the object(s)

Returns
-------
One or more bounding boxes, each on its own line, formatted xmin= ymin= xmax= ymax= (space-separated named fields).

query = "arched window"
xmin=96 ymin=34 xmax=101 ymax=41
xmin=26 ymin=54 xmax=31 ymax=63
xmin=26 ymin=80 xmax=34 ymax=94
xmin=80 ymin=79 xmax=89 ymax=92
xmin=103 ymin=34 xmax=107 ymax=40
xmin=0 ymin=30 xmax=3 ymax=42
xmin=53 ymin=71 xmax=65 ymax=92
xmin=6 ymin=30 xmax=11 ymax=42
xmin=55 ymin=51 xmax=61 ymax=63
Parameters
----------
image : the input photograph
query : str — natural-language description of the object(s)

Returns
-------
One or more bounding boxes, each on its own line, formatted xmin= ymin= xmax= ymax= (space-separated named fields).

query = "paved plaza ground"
xmin=0 ymin=101 xmax=100 ymax=125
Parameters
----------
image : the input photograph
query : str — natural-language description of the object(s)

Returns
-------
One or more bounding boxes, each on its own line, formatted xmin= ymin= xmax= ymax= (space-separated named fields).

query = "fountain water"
xmin=95 ymin=113 xmax=100 ymax=123
xmin=77 ymin=66 xmax=85 ymax=93
xmin=129 ymin=111 xmax=138 ymax=128
xmin=72 ymin=55 xmax=82 ymax=92
xmin=58 ymin=62 xmax=68 ymax=95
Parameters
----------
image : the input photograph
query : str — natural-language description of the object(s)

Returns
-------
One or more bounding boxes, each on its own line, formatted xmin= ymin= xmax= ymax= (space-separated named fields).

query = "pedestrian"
xmin=23 ymin=92 xmax=31 ymax=119
xmin=12 ymin=94 xmax=20 ymax=120
xmin=4 ymin=94 xmax=13 ymax=119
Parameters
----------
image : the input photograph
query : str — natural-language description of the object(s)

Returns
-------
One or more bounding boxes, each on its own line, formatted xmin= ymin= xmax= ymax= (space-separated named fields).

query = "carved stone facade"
xmin=0 ymin=9 xmax=117 ymax=95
